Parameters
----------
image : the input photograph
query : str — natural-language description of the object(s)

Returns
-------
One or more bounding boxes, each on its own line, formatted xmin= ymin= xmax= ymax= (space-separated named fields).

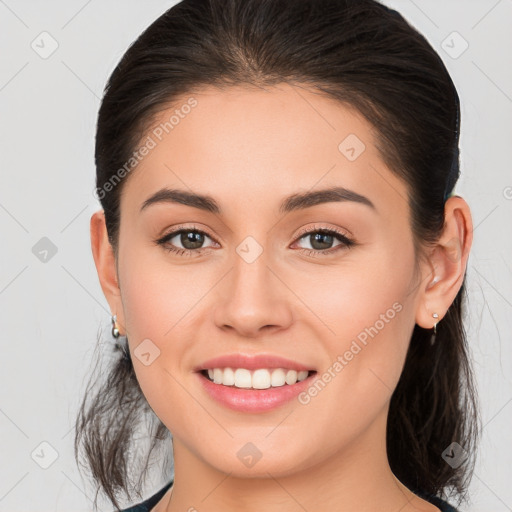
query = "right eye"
xmin=155 ymin=226 xmax=218 ymax=256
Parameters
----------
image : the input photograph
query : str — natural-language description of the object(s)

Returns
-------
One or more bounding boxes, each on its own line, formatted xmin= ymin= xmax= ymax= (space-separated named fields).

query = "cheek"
xmin=117 ymin=257 xmax=201 ymax=429
xmin=288 ymin=253 xmax=417 ymax=457
xmin=117 ymin=247 xmax=218 ymax=397
xmin=295 ymin=242 xmax=418 ymax=395
xmin=118 ymin=242 xmax=211 ymax=341
xmin=296 ymin=246 xmax=415 ymax=347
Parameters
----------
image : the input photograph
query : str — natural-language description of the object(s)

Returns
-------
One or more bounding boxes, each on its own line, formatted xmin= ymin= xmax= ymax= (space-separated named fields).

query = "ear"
xmin=90 ymin=210 xmax=126 ymax=335
xmin=415 ymin=196 xmax=473 ymax=329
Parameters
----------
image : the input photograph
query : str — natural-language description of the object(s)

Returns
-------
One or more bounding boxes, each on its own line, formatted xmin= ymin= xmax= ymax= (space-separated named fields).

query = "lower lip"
xmin=196 ymin=371 xmax=316 ymax=413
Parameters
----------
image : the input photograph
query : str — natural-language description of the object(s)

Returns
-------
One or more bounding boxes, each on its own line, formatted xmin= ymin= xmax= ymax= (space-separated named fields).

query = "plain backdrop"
xmin=0 ymin=1 xmax=511 ymax=510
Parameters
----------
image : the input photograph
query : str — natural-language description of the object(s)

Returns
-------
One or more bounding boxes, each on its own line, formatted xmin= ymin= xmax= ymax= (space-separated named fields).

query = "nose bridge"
xmin=213 ymin=237 xmax=293 ymax=336
xmin=232 ymin=242 xmax=271 ymax=298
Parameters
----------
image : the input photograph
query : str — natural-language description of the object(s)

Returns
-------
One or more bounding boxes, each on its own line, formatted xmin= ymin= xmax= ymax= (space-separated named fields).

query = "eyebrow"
xmin=140 ymin=186 xmax=375 ymax=214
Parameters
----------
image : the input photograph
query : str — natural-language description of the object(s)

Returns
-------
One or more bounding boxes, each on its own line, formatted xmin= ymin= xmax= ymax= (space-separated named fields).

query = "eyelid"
xmin=293 ymin=223 xmax=353 ymax=241
xmin=158 ymin=223 xmax=217 ymax=241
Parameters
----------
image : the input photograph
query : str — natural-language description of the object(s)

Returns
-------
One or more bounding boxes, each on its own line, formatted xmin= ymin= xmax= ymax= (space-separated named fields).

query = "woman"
xmin=75 ymin=0 xmax=479 ymax=511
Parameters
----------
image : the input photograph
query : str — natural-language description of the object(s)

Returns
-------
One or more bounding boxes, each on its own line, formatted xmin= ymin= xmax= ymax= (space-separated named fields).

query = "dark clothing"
xmin=119 ymin=480 xmax=173 ymax=512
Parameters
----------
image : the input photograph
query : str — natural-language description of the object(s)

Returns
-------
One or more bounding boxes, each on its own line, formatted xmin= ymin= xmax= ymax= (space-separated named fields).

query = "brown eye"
xmin=295 ymin=228 xmax=354 ymax=254
xmin=156 ymin=227 xmax=217 ymax=255
xmin=306 ymin=232 xmax=336 ymax=250
xmin=177 ymin=231 xmax=206 ymax=250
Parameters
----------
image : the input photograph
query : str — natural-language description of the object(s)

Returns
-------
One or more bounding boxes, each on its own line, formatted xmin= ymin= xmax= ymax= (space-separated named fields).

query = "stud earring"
xmin=430 ymin=312 xmax=439 ymax=346
xmin=111 ymin=314 xmax=120 ymax=339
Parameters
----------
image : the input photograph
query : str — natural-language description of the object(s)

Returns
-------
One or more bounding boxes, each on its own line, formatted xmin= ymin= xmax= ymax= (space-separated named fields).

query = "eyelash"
xmin=155 ymin=224 xmax=356 ymax=258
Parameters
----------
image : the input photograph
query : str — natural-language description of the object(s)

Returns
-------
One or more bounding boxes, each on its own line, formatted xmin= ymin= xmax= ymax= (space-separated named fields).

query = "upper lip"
xmin=195 ymin=353 xmax=315 ymax=372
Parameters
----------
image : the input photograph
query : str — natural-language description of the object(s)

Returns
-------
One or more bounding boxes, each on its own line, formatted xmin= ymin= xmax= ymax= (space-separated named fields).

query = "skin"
xmin=90 ymin=83 xmax=472 ymax=512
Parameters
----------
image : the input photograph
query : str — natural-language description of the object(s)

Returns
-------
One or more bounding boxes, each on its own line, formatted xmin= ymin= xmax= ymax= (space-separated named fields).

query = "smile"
xmin=196 ymin=368 xmax=317 ymax=413
xmin=202 ymin=367 xmax=311 ymax=389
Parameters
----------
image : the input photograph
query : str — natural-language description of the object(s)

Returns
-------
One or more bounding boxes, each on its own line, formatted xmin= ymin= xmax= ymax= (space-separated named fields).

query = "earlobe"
xmin=415 ymin=196 xmax=473 ymax=329
xmin=90 ymin=210 xmax=126 ymax=334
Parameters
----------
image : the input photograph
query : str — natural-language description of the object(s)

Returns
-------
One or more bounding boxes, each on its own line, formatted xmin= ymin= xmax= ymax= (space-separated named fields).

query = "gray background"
xmin=0 ymin=1 xmax=511 ymax=510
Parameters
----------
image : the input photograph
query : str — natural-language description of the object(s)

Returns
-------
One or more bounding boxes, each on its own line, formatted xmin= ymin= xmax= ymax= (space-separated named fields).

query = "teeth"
xmin=204 ymin=368 xmax=310 ymax=388
xmin=271 ymin=368 xmax=286 ymax=387
xmin=285 ymin=370 xmax=297 ymax=385
xmin=223 ymin=367 xmax=235 ymax=386
xmin=213 ymin=368 xmax=223 ymax=384
xmin=252 ymin=369 xmax=271 ymax=389
xmin=234 ymin=368 xmax=252 ymax=388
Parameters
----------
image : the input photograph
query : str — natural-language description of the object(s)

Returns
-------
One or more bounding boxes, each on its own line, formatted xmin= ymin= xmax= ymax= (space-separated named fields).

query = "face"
xmin=112 ymin=83 xmax=426 ymax=478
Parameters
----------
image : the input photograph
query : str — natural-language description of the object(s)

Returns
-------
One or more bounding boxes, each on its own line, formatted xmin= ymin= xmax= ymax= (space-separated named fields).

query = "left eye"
xmin=295 ymin=229 xmax=354 ymax=252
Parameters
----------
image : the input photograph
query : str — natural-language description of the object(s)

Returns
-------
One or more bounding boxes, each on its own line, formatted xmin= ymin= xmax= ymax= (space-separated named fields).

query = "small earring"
xmin=430 ymin=313 xmax=439 ymax=346
xmin=111 ymin=314 xmax=120 ymax=339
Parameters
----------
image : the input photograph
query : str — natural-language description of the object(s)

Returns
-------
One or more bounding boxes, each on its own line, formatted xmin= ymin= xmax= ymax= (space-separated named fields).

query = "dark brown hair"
xmin=75 ymin=0 xmax=479 ymax=510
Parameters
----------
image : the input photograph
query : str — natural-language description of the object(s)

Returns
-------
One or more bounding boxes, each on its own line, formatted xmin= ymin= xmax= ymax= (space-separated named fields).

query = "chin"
xmin=197 ymin=440 xmax=318 ymax=479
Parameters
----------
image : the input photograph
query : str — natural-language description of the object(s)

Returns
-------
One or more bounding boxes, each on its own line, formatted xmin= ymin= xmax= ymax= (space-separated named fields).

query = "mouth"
xmin=196 ymin=366 xmax=317 ymax=413
xmin=199 ymin=367 xmax=314 ymax=389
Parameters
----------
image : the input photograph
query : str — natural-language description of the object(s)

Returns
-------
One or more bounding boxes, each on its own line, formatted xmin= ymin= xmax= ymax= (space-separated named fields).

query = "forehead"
xmin=121 ymin=83 xmax=408 ymax=218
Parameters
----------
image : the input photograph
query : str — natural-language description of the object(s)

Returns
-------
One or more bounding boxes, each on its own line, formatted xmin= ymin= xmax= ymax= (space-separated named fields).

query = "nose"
xmin=213 ymin=250 xmax=293 ymax=338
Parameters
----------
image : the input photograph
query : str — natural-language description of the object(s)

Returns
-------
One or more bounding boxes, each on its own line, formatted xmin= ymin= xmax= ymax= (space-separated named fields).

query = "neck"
xmin=163 ymin=408 xmax=434 ymax=512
